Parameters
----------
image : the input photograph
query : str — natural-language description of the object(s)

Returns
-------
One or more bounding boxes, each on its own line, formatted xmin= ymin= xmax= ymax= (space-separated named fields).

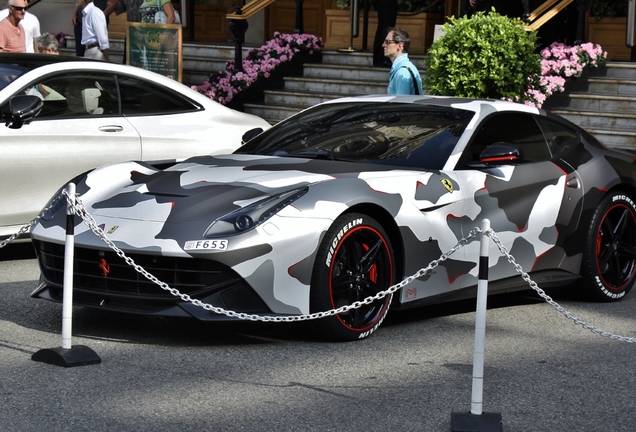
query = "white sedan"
xmin=0 ymin=53 xmax=270 ymax=240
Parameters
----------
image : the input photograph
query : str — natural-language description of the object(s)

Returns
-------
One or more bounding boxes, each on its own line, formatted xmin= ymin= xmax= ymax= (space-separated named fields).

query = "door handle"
xmin=98 ymin=125 xmax=124 ymax=133
xmin=566 ymin=176 xmax=580 ymax=188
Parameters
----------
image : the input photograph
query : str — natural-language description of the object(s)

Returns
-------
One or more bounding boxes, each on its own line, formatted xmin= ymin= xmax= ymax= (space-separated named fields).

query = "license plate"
xmin=184 ymin=239 xmax=229 ymax=251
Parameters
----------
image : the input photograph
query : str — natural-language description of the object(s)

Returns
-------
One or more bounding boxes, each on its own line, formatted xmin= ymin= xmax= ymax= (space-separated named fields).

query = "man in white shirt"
xmin=0 ymin=6 xmax=40 ymax=53
xmin=76 ymin=0 xmax=109 ymax=61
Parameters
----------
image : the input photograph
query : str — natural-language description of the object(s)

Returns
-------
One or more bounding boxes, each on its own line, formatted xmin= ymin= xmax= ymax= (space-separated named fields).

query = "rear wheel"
xmin=580 ymin=192 xmax=636 ymax=301
xmin=311 ymin=213 xmax=395 ymax=341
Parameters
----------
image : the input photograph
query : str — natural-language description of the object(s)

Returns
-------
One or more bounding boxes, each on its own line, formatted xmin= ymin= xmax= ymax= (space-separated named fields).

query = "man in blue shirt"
xmin=384 ymin=28 xmax=422 ymax=95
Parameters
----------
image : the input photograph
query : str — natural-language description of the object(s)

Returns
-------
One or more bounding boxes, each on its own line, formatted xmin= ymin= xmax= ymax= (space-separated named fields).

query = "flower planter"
xmin=542 ymin=65 xmax=607 ymax=110
xmin=324 ymin=9 xmax=443 ymax=54
xmin=226 ymin=51 xmax=323 ymax=111
xmin=541 ymin=90 xmax=571 ymax=109
xmin=588 ymin=63 xmax=607 ymax=77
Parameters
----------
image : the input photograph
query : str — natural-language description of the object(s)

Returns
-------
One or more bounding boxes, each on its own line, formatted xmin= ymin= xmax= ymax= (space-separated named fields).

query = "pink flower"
xmin=516 ymin=42 xmax=607 ymax=108
xmin=193 ymin=33 xmax=322 ymax=105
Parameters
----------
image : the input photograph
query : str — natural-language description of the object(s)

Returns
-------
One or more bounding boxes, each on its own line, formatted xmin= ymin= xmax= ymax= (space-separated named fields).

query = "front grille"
xmin=33 ymin=240 xmax=271 ymax=316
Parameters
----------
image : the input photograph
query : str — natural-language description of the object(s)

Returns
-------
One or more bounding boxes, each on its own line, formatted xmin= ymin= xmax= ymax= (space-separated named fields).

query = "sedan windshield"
xmin=0 ymin=62 xmax=31 ymax=91
xmin=237 ymin=102 xmax=474 ymax=170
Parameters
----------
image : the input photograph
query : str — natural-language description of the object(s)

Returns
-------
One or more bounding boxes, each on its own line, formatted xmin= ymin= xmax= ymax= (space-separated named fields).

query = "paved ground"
xmin=1 ymin=242 xmax=636 ymax=432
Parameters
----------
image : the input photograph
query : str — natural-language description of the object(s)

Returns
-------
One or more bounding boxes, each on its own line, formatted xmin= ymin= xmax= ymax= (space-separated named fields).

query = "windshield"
xmin=0 ymin=62 xmax=31 ymax=91
xmin=237 ymin=102 xmax=474 ymax=170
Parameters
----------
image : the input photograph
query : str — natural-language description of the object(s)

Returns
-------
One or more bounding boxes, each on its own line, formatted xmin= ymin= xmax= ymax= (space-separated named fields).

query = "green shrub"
xmin=424 ymin=11 xmax=541 ymax=102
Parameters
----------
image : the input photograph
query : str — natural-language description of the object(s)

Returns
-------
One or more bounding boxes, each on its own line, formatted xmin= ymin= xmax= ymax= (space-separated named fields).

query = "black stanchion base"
xmin=450 ymin=412 xmax=503 ymax=432
xmin=31 ymin=345 xmax=101 ymax=368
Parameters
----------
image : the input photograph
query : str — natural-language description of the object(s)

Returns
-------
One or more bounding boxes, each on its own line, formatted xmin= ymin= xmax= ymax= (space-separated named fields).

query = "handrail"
xmin=525 ymin=0 xmax=575 ymax=31
xmin=226 ymin=0 xmax=276 ymax=20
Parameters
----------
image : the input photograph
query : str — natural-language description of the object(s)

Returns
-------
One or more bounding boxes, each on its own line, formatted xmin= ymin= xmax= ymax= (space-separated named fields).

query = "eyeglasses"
xmin=382 ymin=39 xmax=398 ymax=45
xmin=10 ymin=5 xmax=27 ymax=11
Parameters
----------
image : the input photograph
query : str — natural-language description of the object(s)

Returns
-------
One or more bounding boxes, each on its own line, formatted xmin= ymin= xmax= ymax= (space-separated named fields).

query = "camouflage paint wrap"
xmin=31 ymin=96 xmax=636 ymax=319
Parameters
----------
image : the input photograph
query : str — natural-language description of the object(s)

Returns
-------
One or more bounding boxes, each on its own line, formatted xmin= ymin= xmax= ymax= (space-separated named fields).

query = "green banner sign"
xmin=126 ymin=22 xmax=183 ymax=82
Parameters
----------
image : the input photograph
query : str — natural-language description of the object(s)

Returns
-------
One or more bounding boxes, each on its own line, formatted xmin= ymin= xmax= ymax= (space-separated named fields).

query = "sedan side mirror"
xmin=479 ymin=142 xmax=523 ymax=164
xmin=6 ymin=95 xmax=43 ymax=129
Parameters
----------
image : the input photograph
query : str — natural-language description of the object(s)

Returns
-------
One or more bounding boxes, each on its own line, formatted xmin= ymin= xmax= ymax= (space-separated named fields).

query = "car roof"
xmin=319 ymin=94 xmax=544 ymax=115
xmin=0 ymin=52 xmax=98 ymax=66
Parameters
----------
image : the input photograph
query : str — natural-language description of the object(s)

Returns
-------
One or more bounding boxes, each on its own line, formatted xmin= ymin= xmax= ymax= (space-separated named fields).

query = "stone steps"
xmin=545 ymin=63 xmax=636 ymax=150
xmin=242 ymin=50 xmax=426 ymax=123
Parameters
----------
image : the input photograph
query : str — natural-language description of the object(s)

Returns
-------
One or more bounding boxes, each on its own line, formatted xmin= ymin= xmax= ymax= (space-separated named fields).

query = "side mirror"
xmin=241 ymin=127 xmax=264 ymax=145
xmin=6 ymin=95 xmax=43 ymax=129
xmin=479 ymin=142 xmax=523 ymax=164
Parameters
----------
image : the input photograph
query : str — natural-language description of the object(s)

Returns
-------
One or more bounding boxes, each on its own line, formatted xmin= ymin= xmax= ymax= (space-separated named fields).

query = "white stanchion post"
xmin=471 ymin=218 xmax=490 ymax=416
xmin=451 ymin=219 xmax=502 ymax=432
xmin=31 ymin=183 xmax=101 ymax=367
xmin=61 ymin=182 xmax=76 ymax=350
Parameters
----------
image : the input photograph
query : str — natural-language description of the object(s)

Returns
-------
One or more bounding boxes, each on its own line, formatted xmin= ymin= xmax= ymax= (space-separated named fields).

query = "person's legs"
xmin=373 ymin=0 xmax=397 ymax=66
xmin=74 ymin=23 xmax=86 ymax=57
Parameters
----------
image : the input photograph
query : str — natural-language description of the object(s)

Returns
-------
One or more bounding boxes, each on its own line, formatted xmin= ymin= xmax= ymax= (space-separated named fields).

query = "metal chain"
xmin=6 ymin=190 xmax=636 ymax=343
xmin=71 ymin=193 xmax=479 ymax=322
xmin=486 ymin=229 xmax=636 ymax=343
xmin=0 ymin=194 xmax=64 ymax=249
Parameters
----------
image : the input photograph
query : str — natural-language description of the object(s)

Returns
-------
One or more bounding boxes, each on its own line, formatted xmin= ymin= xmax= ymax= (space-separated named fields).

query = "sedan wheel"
xmin=581 ymin=192 xmax=636 ymax=301
xmin=311 ymin=213 xmax=395 ymax=341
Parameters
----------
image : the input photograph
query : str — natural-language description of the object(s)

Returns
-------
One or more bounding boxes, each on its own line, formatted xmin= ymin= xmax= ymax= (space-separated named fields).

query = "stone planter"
xmin=586 ymin=16 xmax=629 ymax=61
xmin=542 ymin=65 xmax=607 ymax=110
xmin=588 ymin=63 xmax=608 ymax=77
xmin=323 ymin=9 xmax=444 ymax=54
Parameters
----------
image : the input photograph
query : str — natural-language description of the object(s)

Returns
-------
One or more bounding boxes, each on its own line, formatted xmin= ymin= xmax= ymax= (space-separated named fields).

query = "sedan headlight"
xmin=205 ymin=187 xmax=308 ymax=237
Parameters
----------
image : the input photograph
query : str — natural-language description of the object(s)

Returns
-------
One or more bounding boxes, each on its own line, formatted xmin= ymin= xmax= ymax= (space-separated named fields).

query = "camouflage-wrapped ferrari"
xmin=31 ymin=96 xmax=636 ymax=341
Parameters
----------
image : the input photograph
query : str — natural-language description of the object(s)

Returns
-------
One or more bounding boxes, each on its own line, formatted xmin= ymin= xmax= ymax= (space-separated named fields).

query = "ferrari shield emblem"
xmin=441 ymin=178 xmax=453 ymax=193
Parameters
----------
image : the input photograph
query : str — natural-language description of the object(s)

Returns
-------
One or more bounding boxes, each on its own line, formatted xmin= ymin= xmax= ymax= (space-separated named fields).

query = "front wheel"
xmin=580 ymin=192 xmax=636 ymax=301
xmin=310 ymin=213 xmax=395 ymax=341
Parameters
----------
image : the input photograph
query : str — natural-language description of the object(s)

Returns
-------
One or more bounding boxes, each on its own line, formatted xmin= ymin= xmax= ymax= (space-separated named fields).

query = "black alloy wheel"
xmin=311 ymin=213 xmax=395 ymax=341
xmin=581 ymin=192 xmax=636 ymax=301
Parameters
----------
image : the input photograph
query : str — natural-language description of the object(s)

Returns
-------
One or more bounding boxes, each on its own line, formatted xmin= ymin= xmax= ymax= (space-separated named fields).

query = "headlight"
xmin=205 ymin=187 xmax=308 ymax=237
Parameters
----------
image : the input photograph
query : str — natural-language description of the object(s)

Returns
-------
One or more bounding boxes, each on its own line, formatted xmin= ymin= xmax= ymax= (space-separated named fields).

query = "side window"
xmin=1 ymin=72 xmax=120 ymax=119
xmin=466 ymin=113 xmax=551 ymax=163
xmin=116 ymin=75 xmax=198 ymax=115
xmin=535 ymin=117 xmax=580 ymax=158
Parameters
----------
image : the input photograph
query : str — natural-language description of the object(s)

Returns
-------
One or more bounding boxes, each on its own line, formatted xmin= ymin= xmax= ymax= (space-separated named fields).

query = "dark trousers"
xmin=74 ymin=22 xmax=86 ymax=57
xmin=373 ymin=0 xmax=398 ymax=65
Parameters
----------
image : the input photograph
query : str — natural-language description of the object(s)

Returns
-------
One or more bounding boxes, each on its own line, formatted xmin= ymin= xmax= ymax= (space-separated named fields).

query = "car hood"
xmin=79 ymin=154 xmax=401 ymax=225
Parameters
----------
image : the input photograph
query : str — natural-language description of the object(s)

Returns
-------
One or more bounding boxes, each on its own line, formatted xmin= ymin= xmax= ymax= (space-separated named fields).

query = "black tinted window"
xmin=117 ymin=75 xmax=198 ymax=115
xmin=467 ymin=112 xmax=551 ymax=163
xmin=237 ymin=102 xmax=474 ymax=170
xmin=535 ymin=117 xmax=580 ymax=158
